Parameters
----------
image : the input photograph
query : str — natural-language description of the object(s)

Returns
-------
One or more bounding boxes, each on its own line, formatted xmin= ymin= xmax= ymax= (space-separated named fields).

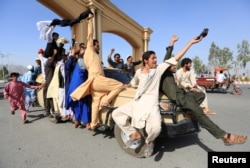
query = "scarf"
xmin=135 ymin=69 xmax=156 ymax=101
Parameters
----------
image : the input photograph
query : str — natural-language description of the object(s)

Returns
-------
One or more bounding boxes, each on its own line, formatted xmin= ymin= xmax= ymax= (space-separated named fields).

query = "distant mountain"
xmin=0 ymin=64 xmax=27 ymax=75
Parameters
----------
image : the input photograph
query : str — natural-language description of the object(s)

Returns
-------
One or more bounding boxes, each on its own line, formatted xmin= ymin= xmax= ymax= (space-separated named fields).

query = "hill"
xmin=0 ymin=64 xmax=27 ymax=76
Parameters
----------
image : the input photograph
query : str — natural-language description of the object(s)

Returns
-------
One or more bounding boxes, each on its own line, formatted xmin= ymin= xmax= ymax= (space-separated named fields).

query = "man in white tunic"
xmin=112 ymin=37 xmax=203 ymax=157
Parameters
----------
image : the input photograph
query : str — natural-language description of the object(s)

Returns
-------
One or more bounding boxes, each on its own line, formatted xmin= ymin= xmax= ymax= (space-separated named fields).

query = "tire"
xmin=114 ymin=124 xmax=146 ymax=158
xmin=232 ymin=87 xmax=242 ymax=95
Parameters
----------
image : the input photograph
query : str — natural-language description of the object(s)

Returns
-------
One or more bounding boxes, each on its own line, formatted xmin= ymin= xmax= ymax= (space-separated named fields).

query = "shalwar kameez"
xmin=70 ymin=19 xmax=124 ymax=129
xmin=112 ymin=57 xmax=177 ymax=144
xmin=176 ymin=68 xmax=209 ymax=108
xmin=4 ymin=80 xmax=38 ymax=121
xmin=47 ymin=62 xmax=61 ymax=113
xmin=66 ymin=59 xmax=91 ymax=124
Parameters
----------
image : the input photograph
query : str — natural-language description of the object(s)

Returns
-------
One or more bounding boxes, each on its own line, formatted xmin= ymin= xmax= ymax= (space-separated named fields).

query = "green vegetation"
xmin=0 ymin=66 xmax=9 ymax=80
xmin=192 ymin=40 xmax=250 ymax=77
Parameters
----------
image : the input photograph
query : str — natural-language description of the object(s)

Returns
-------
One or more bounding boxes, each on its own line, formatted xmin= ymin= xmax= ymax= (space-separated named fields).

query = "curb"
xmin=234 ymin=81 xmax=250 ymax=85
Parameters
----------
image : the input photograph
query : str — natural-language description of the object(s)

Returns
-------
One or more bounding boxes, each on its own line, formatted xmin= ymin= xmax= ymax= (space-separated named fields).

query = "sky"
xmin=0 ymin=0 xmax=250 ymax=74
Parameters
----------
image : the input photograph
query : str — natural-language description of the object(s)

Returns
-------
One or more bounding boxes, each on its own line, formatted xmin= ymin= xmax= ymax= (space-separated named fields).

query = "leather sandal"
xmin=222 ymin=133 xmax=248 ymax=146
xmin=87 ymin=124 xmax=100 ymax=131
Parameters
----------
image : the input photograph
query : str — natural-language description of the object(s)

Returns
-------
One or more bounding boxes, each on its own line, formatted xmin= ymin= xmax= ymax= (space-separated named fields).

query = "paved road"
xmin=0 ymin=83 xmax=249 ymax=168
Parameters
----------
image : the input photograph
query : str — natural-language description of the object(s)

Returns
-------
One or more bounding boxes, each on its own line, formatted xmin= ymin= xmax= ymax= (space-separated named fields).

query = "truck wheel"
xmin=114 ymin=124 xmax=146 ymax=158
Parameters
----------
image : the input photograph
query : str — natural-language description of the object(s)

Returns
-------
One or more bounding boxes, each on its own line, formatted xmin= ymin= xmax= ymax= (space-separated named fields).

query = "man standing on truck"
xmin=70 ymin=14 xmax=126 ymax=130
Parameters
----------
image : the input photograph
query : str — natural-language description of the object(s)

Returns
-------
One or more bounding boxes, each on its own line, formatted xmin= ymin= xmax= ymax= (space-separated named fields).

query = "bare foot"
xmin=130 ymin=131 xmax=141 ymax=140
xmin=85 ymin=123 xmax=91 ymax=129
xmin=203 ymin=108 xmax=216 ymax=115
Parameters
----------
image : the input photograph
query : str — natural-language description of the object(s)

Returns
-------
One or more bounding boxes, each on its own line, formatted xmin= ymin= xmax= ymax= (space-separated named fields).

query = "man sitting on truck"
xmin=176 ymin=58 xmax=216 ymax=115
xmin=160 ymin=35 xmax=247 ymax=147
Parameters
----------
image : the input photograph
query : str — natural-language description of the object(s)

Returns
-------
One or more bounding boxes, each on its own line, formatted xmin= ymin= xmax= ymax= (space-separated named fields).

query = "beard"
xmin=185 ymin=66 xmax=191 ymax=71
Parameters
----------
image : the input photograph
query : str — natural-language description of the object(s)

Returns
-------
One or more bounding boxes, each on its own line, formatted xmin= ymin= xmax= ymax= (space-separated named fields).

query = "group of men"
xmin=35 ymin=12 xmax=127 ymax=131
xmin=107 ymin=48 xmax=142 ymax=79
xmin=112 ymin=34 xmax=247 ymax=157
xmin=14 ymin=11 xmax=247 ymax=158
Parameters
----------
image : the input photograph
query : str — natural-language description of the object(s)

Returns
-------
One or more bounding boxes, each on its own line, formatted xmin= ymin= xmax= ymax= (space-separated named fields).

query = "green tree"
xmin=192 ymin=56 xmax=209 ymax=76
xmin=208 ymin=42 xmax=233 ymax=69
xmin=233 ymin=40 xmax=250 ymax=75
xmin=0 ymin=51 xmax=11 ymax=80
xmin=218 ymin=47 xmax=233 ymax=68
xmin=192 ymin=56 xmax=204 ymax=72
xmin=0 ymin=66 xmax=8 ymax=80
xmin=208 ymin=42 xmax=220 ymax=68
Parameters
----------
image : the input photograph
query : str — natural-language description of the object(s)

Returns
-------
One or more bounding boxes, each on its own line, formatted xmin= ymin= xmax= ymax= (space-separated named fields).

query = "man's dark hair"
xmin=114 ymin=53 xmax=120 ymax=58
xmin=93 ymin=39 xmax=99 ymax=46
xmin=10 ymin=72 xmax=20 ymax=77
xmin=127 ymin=55 xmax=132 ymax=61
xmin=79 ymin=43 xmax=85 ymax=48
xmin=181 ymin=58 xmax=192 ymax=67
xmin=52 ymin=32 xmax=59 ymax=37
xmin=142 ymin=50 xmax=155 ymax=66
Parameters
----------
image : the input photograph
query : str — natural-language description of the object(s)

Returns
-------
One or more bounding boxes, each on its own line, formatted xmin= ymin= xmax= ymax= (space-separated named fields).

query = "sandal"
xmin=100 ymin=104 xmax=112 ymax=109
xmin=222 ymin=133 xmax=248 ymax=146
xmin=144 ymin=143 xmax=154 ymax=158
xmin=87 ymin=124 xmax=100 ymax=131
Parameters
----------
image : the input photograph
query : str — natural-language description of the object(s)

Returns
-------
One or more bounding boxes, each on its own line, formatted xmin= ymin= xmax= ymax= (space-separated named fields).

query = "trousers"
xmin=161 ymin=76 xmax=226 ymax=139
xmin=112 ymin=101 xmax=161 ymax=144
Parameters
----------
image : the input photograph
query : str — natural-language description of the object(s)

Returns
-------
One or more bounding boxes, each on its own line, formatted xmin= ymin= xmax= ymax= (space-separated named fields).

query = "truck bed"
xmin=196 ymin=77 xmax=215 ymax=89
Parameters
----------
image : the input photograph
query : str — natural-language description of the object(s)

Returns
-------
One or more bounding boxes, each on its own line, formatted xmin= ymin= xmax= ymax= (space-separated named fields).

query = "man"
xmin=107 ymin=48 xmax=124 ymax=69
xmin=21 ymin=65 xmax=35 ymax=112
xmin=176 ymin=58 xmax=216 ymax=115
xmin=44 ymin=32 xmax=59 ymax=58
xmin=216 ymin=70 xmax=226 ymax=84
xmin=66 ymin=44 xmax=91 ymax=128
xmin=93 ymin=39 xmax=100 ymax=54
xmin=160 ymin=35 xmax=247 ymax=147
xmin=112 ymin=35 xmax=203 ymax=158
xmin=124 ymin=55 xmax=142 ymax=80
xmin=70 ymin=17 xmax=125 ymax=130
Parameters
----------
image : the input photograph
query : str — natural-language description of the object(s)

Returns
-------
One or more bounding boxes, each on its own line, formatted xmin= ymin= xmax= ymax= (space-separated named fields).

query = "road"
xmin=0 ymin=83 xmax=249 ymax=168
